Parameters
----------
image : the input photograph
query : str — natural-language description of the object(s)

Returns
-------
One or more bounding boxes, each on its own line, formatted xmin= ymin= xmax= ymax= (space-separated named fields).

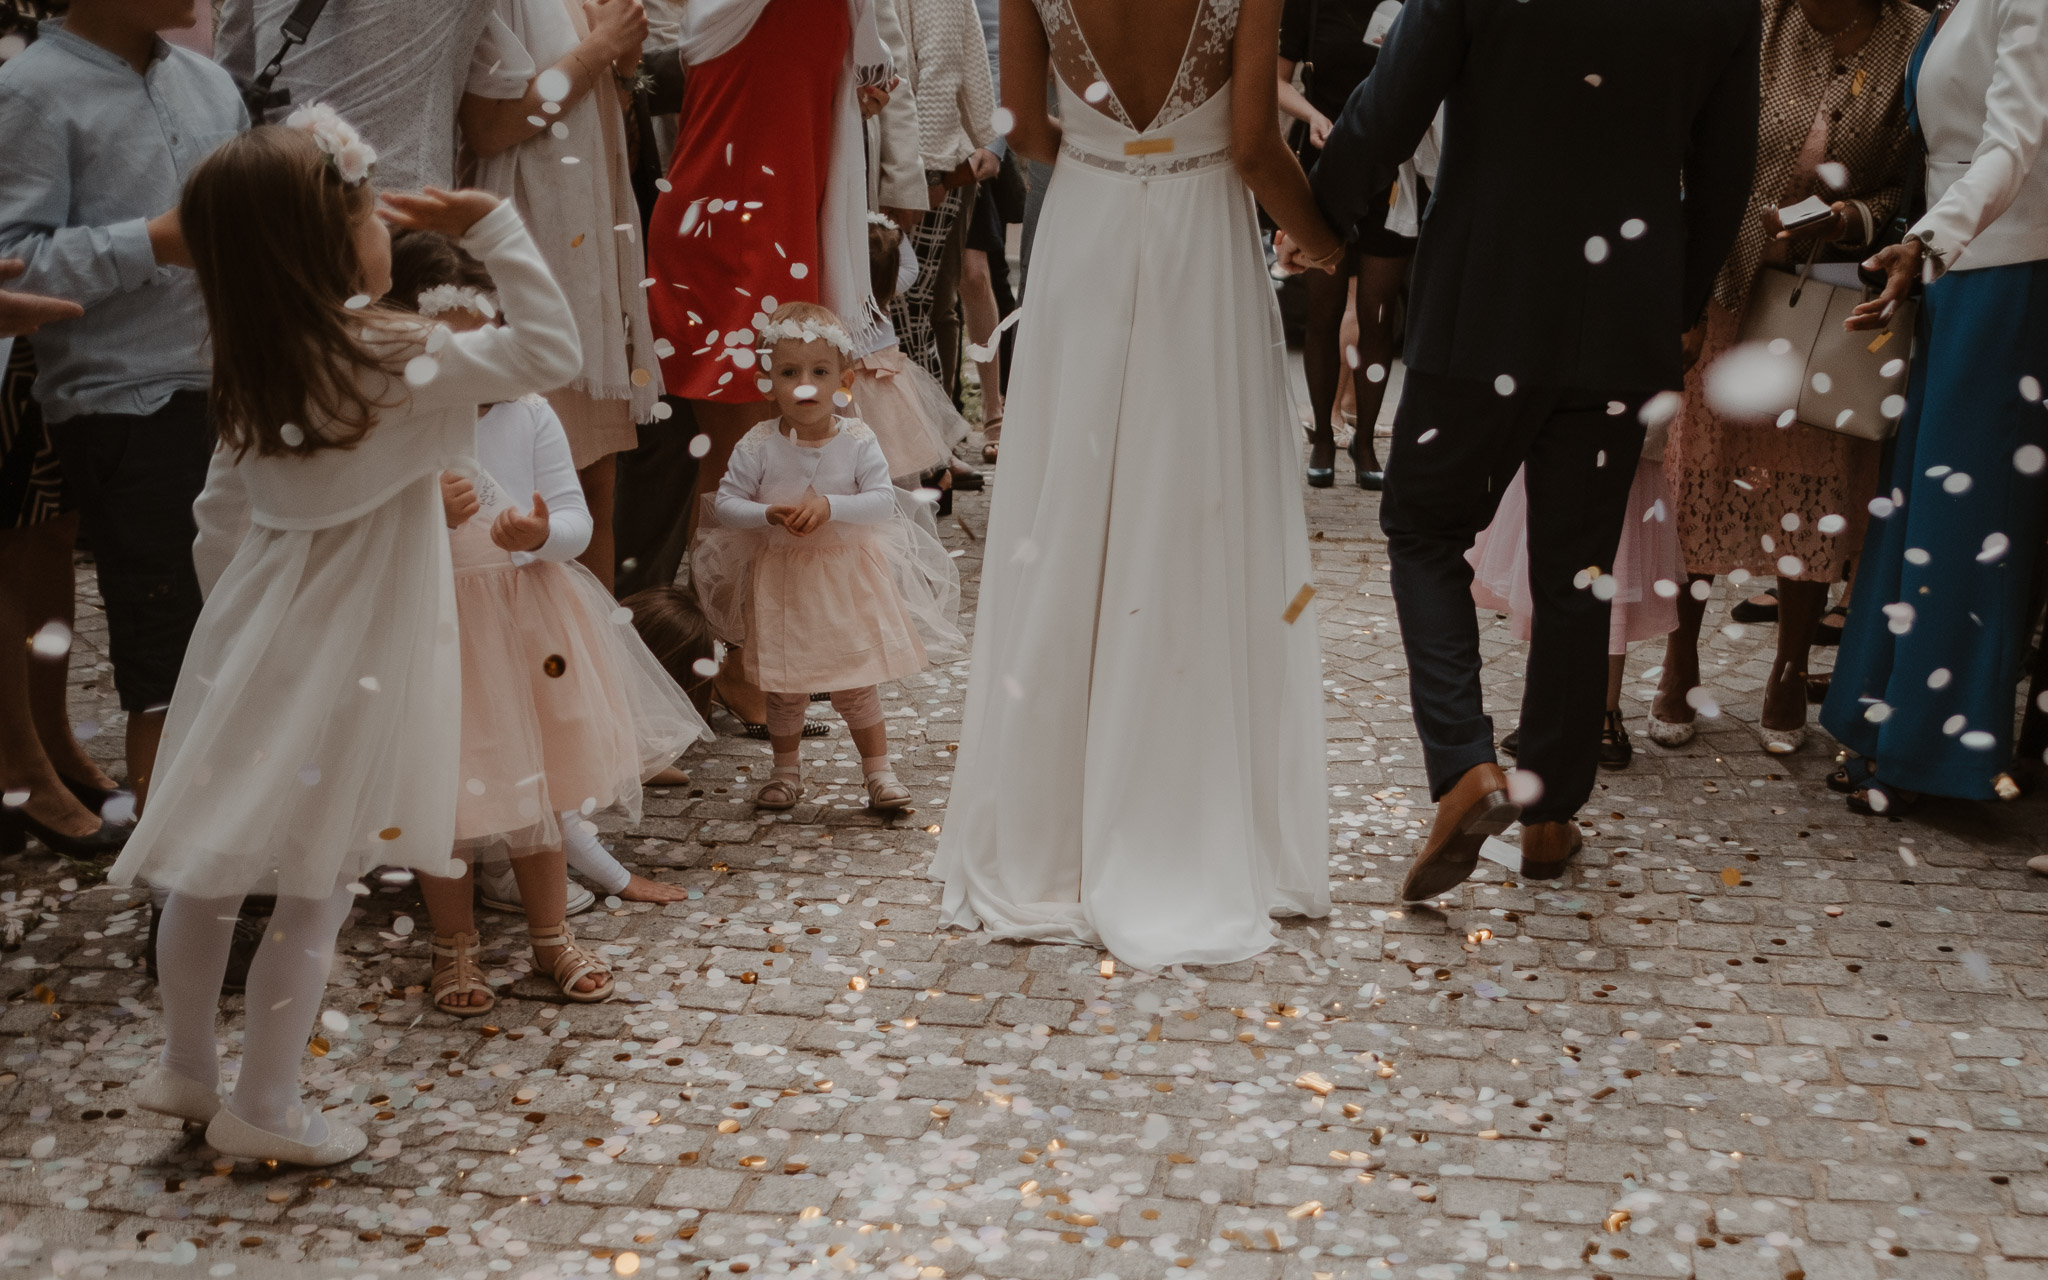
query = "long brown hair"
xmin=623 ymin=586 xmax=717 ymax=720
xmin=182 ymin=125 xmax=399 ymax=457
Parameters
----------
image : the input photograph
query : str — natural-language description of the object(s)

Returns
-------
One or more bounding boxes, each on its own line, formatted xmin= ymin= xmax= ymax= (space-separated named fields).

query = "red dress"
xmin=647 ymin=0 xmax=849 ymax=403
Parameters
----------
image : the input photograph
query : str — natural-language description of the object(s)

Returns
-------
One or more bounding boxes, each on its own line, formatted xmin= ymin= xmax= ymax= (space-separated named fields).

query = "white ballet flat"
xmin=128 ymin=1066 xmax=222 ymax=1125
xmin=1646 ymin=715 xmax=1697 ymax=747
xmin=1762 ymin=726 xmax=1807 ymax=755
xmin=205 ymin=1105 xmax=367 ymax=1167
xmin=477 ymin=861 xmax=596 ymax=917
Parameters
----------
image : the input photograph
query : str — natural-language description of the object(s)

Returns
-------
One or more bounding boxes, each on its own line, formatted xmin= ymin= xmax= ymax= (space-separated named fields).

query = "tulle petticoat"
xmin=1467 ymin=458 xmax=1683 ymax=655
xmin=450 ymin=517 xmax=708 ymax=853
xmin=108 ymin=474 xmax=466 ymax=900
xmin=692 ymin=490 xmax=964 ymax=694
xmin=851 ymin=347 xmax=967 ymax=481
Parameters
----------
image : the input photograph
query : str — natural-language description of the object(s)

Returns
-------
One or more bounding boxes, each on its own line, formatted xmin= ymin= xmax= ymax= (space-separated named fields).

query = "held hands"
xmin=583 ymin=0 xmax=648 ymax=72
xmin=968 ymin=148 xmax=1002 ymax=182
xmin=765 ymin=489 xmax=832 ymax=537
xmin=0 ymin=260 xmax=83 ymax=337
xmin=1274 ymin=230 xmax=1343 ymax=275
xmin=1846 ymin=239 xmax=1922 ymax=331
xmin=380 ymin=188 xmax=503 ymax=239
xmin=440 ymin=471 xmax=480 ymax=528
xmin=1308 ymin=112 xmax=1334 ymax=149
xmin=491 ymin=492 xmax=552 ymax=552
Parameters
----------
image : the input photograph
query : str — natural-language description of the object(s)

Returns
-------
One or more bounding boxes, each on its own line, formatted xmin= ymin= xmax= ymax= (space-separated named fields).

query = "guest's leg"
xmin=1763 ymin=579 xmax=1827 ymax=733
xmin=934 ymin=182 xmax=975 ymax=399
xmin=1378 ymin=372 xmax=1536 ymax=798
xmin=1349 ymin=254 xmax=1410 ymax=475
xmin=153 ymin=891 xmax=245 ymax=1089
xmin=962 ymin=247 xmax=1004 ymax=423
xmin=1654 ymin=575 xmax=1714 ymax=725
xmin=17 ymin=512 xmax=115 ymax=791
xmin=0 ymin=518 xmax=101 ymax=837
xmin=611 ymin=404 xmax=701 ymax=595
xmin=47 ymin=394 xmax=210 ymax=809
xmin=574 ymin=454 xmax=618 ymax=593
xmin=1515 ymin=397 xmax=1644 ymax=823
xmin=227 ymin=884 xmax=356 ymax=1139
xmin=1300 ymin=249 xmax=1356 ymax=475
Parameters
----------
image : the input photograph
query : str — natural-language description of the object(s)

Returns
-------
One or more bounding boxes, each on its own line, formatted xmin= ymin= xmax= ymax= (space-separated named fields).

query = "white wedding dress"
xmin=934 ymin=0 xmax=1329 ymax=969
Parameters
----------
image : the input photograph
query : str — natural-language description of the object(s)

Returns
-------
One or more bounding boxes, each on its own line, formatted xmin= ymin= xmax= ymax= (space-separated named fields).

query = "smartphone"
xmin=1776 ymin=196 xmax=1835 ymax=231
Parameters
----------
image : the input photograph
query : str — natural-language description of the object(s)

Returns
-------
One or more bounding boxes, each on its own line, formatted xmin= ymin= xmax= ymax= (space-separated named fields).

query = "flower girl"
xmin=382 ymin=232 xmax=710 ymax=1016
xmin=109 ymin=113 xmax=581 ymax=1165
xmin=692 ymin=302 xmax=962 ymax=812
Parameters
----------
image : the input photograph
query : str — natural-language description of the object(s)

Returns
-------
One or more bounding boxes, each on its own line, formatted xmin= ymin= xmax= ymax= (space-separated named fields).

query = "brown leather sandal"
xmin=430 ymin=931 xmax=497 ymax=1017
xmin=528 ymin=922 xmax=614 ymax=1003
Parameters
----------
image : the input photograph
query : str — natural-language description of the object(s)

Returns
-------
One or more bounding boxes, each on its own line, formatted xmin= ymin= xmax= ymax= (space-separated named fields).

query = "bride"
xmin=934 ymin=0 xmax=1347 ymax=968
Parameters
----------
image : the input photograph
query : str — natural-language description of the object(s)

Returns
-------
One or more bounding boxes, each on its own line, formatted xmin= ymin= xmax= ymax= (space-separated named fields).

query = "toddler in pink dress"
xmin=692 ymin=302 xmax=962 ymax=811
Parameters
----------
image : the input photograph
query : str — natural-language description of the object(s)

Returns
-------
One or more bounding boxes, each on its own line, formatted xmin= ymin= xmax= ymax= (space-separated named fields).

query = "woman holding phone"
xmin=1654 ymin=0 xmax=1926 ymax=756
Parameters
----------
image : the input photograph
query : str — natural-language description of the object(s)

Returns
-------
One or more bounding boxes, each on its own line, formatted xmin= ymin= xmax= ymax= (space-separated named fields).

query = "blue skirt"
xmin=1821 ymin=257 xmax=2048 ymax=799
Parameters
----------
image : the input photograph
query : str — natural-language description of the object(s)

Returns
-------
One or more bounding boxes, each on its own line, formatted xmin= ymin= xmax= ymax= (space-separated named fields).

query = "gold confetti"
xmin=1605 ymin=1210 xmax=1631 ymax=1233
xmin=1283 ymin=583 xmax=1317 ymax=624
xmin=848 ymin=976 xmax=867 ymax=991
xmin=542 ymin=654 xmax=567 ymax=678
xmin=1867 ymin=330 xmax=1893 ymax=353
xmin=1099 ymin=958 xmax=1115 ymax=977
xmin=1287 ymin=1200 xmax=1324 ymax=1219
xmin=378 ymin=827 xmax=402 ymax=841
xmin=308 ymin=1036 xmax=330 ymax=1057
xmin=1721 ymin=867 xmax=1742 ymax=886
xmin=631 ymin=367 xmax=652 ymax=387
xmin=739 ymin=971 xmax=758 ymax=984
xmin=717 ymin=1119 xmax=739 ymax=1133
xmin=570 ymin=234 xmax=585 ymax=247
xmin=1293 ymin=1072 xmax=1335 ymax=1096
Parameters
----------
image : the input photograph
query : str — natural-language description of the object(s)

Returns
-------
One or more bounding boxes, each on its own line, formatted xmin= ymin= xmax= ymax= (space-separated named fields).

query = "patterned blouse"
xmin=1711 ymin=0 xmax=1929 ymax=315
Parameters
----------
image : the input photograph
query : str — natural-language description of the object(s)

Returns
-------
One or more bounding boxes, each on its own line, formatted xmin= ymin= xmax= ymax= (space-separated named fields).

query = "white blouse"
xmin=476 ymin=395 xmax=593 ymax=565
xmin=713 ymin=418 xmax=899 ymax=528
xmin=1910 ymin=0 xmax=2048 ymax=274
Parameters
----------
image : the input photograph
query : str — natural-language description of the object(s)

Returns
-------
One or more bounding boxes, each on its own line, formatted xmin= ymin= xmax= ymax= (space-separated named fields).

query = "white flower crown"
xmin=284 ymin=102 xmax=377 ymax=187
xmin=756 ymin=317 xmax=855 ymax=359
xmin=866 ymin=210 xmax=900 ymax=229
xmin=416 ymin=284 xmax=497 ymax=319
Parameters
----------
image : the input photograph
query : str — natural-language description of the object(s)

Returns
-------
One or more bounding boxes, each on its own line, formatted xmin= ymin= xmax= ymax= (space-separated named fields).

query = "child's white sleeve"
xmin=190 ymin=444 xmax=251 ymax=598
xmin=406 ymin=203 xmax=583 ymax=412
xmin=518 ymin=399 xmax=595 ymax=564
xmin=827 ymin=431 xmax=900 ymax=525
xmin=896 ymin=236 xmax=919 ymax=295
xmin=712 ymin=433 xmax=773 ymax=527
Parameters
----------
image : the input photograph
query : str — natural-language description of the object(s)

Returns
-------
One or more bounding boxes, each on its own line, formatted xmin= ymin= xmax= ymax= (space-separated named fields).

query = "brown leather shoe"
xmin=1518 ymin=820 xmax=1584 ymax=881
xmin=1401 ymin=763 xmax=1521 ymax=901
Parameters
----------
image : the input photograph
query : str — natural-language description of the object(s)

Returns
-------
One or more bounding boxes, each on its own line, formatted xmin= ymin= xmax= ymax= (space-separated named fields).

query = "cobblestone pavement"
xmin=3 ymin=463 xmax=2046 ymax=1280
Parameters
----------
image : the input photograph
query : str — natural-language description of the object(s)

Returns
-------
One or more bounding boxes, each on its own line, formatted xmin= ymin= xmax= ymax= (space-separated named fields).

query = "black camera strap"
xmin=243 ymin=0 xmax=331 ymax=122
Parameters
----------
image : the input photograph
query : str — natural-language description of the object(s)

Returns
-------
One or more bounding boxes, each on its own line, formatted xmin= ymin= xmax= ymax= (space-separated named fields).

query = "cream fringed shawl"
xmin=468 ymin=0 xmax=662 ymax=423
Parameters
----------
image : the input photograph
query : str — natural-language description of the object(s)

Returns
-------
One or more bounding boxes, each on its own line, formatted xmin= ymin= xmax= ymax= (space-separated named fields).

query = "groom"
xmin=1295 ymin=0 xmax=1759 ymax=899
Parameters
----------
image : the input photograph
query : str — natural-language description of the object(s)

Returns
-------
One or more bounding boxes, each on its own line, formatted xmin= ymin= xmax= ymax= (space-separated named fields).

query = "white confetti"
xmin=393 ymin=915 xmax=415 ymax=936
xmin=1776 ymin=555 xmax=1803 ymax=577
xmin=1881 ymin=358 xmax=1905 ymax=378
xmin=1881 ymin=394 xmax=1906 ymax=419
xmin=1943 ymin=714 xmax=1967 ymax=735
xmin=1816 ymin=161 xmax=1849 ymax=190
xmin=1942 ymin=472 xmax=1972 ymax=494
xmin=1817 ymin=513 xmax=1847 ymax=535
xmin=2021 ymin=375 xmax=2042 ymax=402
xmin=29 ymin=1136 xmax=54 ymax=1159
xmin=344 ymin=294 xmax=371 ymax=310
xmin=1690 ymin=579 xmax=1713 ymax=601
xmin=359 ymin=675 xmax=381 ymax=692
xmin=1494 ymin=374 xmax=1516 ymax=396
xmin=1084 ymin=80 xmax=1111 ymax=103
xmin=1366 ymin=363 xmax=1387 ymax=383
xmin=1620 ymin=218 xmax=1647 ymax=240
xmin=1506 ymin=770 xmax=1544 ymax=806
xmin=2016 ymin=444 xmax=2047 ymax=475
xmin=1927 ymin=668 xmax=1953 ymax=689
xmin=1869 ymin=495 xmax=1896 ymax=518
xmin=1961 ymin=730 xmax=1997 ymax=751
xmin=28 ymin=621 xmax=71 ymax=659
xmin=1 ymin=789 xmax=26 ymax=809
xmin=691 ymin=657 xmax=718 ymax=677
xmin=1904 ymin=547 xmax=1931 ymax=565
xmin=689 ymin=434 xmax=712 ymax=458
xmin=404 ymin=355 xmax=441 ymax=386
xmin=280 ymin=422 xmax=305 ymax=447
xmin=1584 ymin=236 xmax=1610 ymax=264
xmin=790 ymin=262 xmax=810 ymax=279
xmin=321 ymin=1010 xmax=350 ymax=1033
xmin=536 ymin=67 xmax=570 ymax=102
xmin=1640 ymin=390 xmax=1683 ymax=429
xmin=992 ymin=106 xmax=1016 ymax=134
xmin=1653 ymin=578 xmax=1679 ymax=598
xmin=1703 ymin=344 xmax=1799 ymax=417
xmin=1865 ymin=701 xmax=1893 ymax=723
xmin=1979 ymin=532 xmax=2011 ymax=563
xmin=1416 ymin=428 xmax=1439 ymax=444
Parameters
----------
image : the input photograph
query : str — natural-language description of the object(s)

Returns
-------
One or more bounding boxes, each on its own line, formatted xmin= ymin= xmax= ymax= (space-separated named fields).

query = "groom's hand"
xmin=1273 ymin=231 xmax=1308 ymax=276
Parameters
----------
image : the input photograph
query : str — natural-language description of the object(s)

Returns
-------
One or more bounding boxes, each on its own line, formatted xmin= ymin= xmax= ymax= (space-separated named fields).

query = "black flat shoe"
xmin=1307 ymin=467 xmax=1335 ymax=488
xmin=0 ymin=806 xmax=131 ymax=858
xmin=1729 ymin=590 xmax=1779 ymax=624
xmin=58 ymin=775 xmax=135 ymax=823
xmin=1500 ymin=726 xmax=1521 ymax=757
xmin=1815 ymin=606 xmax=1847 ymax=646
xmin=1598 ymin=710 xmax=1634 ymax=770
xmin=947 ymin=463 xmax=984 ymax=492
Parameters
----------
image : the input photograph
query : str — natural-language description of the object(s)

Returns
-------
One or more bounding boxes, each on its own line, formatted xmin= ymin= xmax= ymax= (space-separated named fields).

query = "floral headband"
xmin=416 ymin=285 xmax=497 ymax=320
xmin=756 ymin=317 xmax=855 ymax=361
xmin=284 ymin=102 xmax=377 ymax=187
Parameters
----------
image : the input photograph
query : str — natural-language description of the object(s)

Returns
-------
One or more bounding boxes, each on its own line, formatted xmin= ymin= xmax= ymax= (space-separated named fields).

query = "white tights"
xmin=154 ymin=885 xmax=356 ymax=1139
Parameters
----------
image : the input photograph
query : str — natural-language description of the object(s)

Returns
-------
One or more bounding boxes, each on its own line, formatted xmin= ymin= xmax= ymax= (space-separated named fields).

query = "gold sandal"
xmin=529 ymin=922 xmax=615 ymax=1003
xmin=755 ymin=768 xmax=805 ymax=810
xmin=429 ymin=931 xmax=497 ymax=1018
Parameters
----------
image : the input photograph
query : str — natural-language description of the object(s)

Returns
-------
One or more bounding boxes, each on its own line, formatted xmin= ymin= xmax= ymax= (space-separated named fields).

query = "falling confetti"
xmin=1283 ymin=583 xmax=1317 ymax=624
xmin=536 ymin=67 xmax=570 ymax=102
xmin=1584 ymin=236 xmax=1610 ymax=263
xmin=403 ymin=355 xmax=441 ymax=387
xmin=542 ymin=654 xmax=567 ymax=678
xmin=28 ymin=622 xmax=70 ymax=659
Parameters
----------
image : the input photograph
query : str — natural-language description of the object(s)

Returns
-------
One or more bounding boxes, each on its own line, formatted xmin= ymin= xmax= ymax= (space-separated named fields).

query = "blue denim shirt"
xmin=0 ymin=24 xmax=246 ymax=422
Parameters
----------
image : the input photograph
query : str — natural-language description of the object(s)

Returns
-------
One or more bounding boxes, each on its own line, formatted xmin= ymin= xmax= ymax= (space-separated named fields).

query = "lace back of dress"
xmin=1031 ymin=0 xmax=1240 ymax=133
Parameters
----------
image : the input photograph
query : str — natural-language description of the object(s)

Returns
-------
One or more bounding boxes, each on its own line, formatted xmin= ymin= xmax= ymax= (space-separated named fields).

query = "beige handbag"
xmin=1734 ymin=251 xmax=1916 ymax=442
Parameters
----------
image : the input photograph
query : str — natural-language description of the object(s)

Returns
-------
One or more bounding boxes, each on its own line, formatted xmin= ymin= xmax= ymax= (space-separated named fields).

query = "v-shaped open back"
xmin=1031 ymin=0 xmax=1241 ymax=134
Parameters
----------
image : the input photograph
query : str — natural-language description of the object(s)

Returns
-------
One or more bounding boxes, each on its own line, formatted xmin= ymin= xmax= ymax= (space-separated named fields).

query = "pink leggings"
xmin=765 ymin=686 xmax=884 ymax=738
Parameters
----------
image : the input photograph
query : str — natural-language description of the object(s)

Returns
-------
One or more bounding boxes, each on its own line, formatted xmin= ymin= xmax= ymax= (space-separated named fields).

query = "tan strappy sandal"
xmin=754 ymin=768 xmax=805 ymax=811
xmin=529 ymin=921 xmax=615 ymax=1003
xmin=863 ymin=770 xmax=912 ymax=812
xmin=430 ymin=931 xmax=497 ymax=1017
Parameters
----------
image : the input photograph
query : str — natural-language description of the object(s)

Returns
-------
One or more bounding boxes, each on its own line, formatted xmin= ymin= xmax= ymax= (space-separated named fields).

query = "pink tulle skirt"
xmin=1466 ymin=458 xmax=1683 ymax=655
xmin=450 ymin=519 xmax=708 ymax=851
xmin=850 ymin=347 xmax=964 ymax=481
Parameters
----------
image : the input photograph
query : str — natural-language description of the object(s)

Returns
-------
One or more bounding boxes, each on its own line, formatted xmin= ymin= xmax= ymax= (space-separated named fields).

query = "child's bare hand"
xmin=618 ymin=872 xmax=690 ymax=903
xmin=380 ymin=187 xmax=503 ymax=238
xmin=765 ymin=504 xmax=797 ymax=529
xmin=491 ymin=492 xmax=552 ymax=551
xmin=783 ymin=491 xmax=832 ymax=536
xmin=440 ymin=471 xmax=479 ymax=527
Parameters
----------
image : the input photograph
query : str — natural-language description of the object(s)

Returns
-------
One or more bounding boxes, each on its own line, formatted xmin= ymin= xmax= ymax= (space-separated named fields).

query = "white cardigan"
xmin=1910 ymin=0 xmax=2048 ymax=275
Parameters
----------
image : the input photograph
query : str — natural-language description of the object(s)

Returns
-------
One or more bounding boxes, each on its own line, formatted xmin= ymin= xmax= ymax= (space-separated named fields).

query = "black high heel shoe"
xmin=58 ymin=775 xmax=135 ymax=823
xmin=1307 ymin=465 xmax=1336 ymax=488
xmin=0 ymin=803 xmax=132 ymax=858
xmin=1348 ymin=433 xmax=1385 ymax=491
